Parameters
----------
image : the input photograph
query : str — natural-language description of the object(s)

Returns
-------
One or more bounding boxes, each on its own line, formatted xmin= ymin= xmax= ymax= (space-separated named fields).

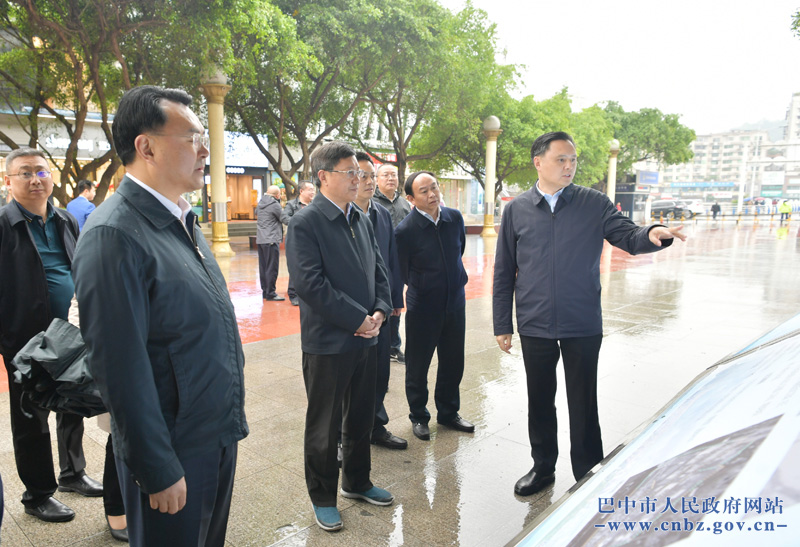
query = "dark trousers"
xmin=404 ymin=308 xmax=465 ymax=424
xmin=519 ymin=334 xmax=604 ymax=481
xmin=257 ymin=243 xmax=280 ymax=299
xmin=390 ymin=313 xmax=402 ymax=350
xmin=287 ymin=277 xmax=296 ymax=299
xmin=117 ymin=443 xmax=237 ymax=547
xmin=103 ymin=434 xmax=125 ymax=517
xmin=3 ymin=357 xmax=86 ymax=507
xmin=373 ymin=324 xmax=391 ymax=437
xmin=303 ymin=347 xmax=376 ymax=506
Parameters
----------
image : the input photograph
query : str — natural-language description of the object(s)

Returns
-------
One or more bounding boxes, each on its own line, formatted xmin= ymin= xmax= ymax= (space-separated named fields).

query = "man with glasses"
xmin=1 ymin=147 xmax=102 ymax=522
xmin=373 ymin=163 xmax=411 ymax=365
xmin=66 ymin=179 xmax=97 ymax=231
xmin=395 ymin=171 xmax=475 ymax=442
xmin=73 ymin=86 xmax=247 ymax=546
xmin=353 ymin=152 xmax=407 ymax=451
xmin=281 ymin=180 xmax=315 ymax=305
xmin=286 ymin=141 xmax=394 ymax=531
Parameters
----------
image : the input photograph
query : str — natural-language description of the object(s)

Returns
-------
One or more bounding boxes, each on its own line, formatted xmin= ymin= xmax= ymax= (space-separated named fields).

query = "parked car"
xmin=678 ymin=199 xmax=704 ymax=217
xmin=651 ymin=200 xmax=685 ymax=219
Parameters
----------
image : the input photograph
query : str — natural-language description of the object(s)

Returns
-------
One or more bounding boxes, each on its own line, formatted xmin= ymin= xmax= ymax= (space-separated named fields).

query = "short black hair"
xmin=355 ymin=151 xmax=373 ymax=164
xmin=297 ymin=180 xmax=314 ymax=192
xmin=76 ymin=179 xmax=94 ymax=194
xmin=404 ymin=170 xmax=436 ymax=197
xmin=6 ymin=147 xmax=46 ymax=171
xmin=530 ymin=131 xmax=575 ymax=162
xmin=113 ymin=85 xmax=193 ymax=166
xmin=309 ymin=141 xmax=356 ymax=188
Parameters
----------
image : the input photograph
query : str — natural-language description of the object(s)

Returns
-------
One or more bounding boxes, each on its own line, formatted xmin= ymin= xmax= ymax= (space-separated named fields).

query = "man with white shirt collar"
xmin=394 ymin=171 xmax=475 ymax=443
xmin=73 ymin=85 xmax=248 ymax=546
xmin=493 ymin=131 xmax=685 ymax=497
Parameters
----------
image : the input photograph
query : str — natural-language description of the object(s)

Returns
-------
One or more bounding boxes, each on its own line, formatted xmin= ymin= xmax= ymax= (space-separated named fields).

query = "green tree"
xmin=229 ymin=0 xmax=428 ymax=196
xmin=351 ymin=1 xmax=513 ymax=182
xmin=603 ymin=101 xmax=695 ymax=183
xmin=416 ymin=88 xmax=613 ymax=195
xmin=0 ymin=0 xmax=300 ymax=203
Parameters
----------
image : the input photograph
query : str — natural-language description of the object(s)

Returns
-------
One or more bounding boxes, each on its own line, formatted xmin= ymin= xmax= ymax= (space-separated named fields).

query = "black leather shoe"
xmin=437 ymin=414 xmax=475 ymax=433
xmin=24 ymin=497 xmax=75 ymax=522
xmin=412 ymin=422 xmax=430 ymax=440
xmin=106 ymin=515 xmax=129 ymax=542
xmin=265 ymin=295 xmax=285 ymax=301
xmin=514 ymin=468 xmax=555 ymax=496
xmin=58 ymin=474 xmax=103 ymax=497
xmin=290 ymin=297 xmax=300 ymax=306
xmin=371 ymin=430 xmax=408 ymax=449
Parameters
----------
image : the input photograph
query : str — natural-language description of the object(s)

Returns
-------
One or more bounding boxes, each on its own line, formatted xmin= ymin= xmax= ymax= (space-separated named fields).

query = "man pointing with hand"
xmin=493 ymin=132 xmax=685 ymax=497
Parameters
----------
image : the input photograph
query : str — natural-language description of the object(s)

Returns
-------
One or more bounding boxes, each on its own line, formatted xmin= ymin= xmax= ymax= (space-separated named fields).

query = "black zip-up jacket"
xmin=0 ymin=201 xmax=78 ymax=360
xmin=395 ymin=207 xmax=469 ymax=314
xmin=285 ymin=194 xmax=392 ymax=355
xmin=72 ymin=178 xmax=248 ymax=494
xmin=493 ymin=184 xmax=671 ymax=338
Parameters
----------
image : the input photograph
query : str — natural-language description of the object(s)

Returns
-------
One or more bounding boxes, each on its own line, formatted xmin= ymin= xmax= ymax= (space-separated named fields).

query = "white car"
xmin=678 ymin=199 xmax=705 ymax=217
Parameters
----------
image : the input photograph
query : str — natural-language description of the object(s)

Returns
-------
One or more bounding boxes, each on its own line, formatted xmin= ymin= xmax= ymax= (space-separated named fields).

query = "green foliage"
xmin=603 ymin=101 xmax=695 ymax=181
xmin=417 ymin=87 xmax=613 ymax=194
xmin=793 ymin=9 xmax=800 ymax=37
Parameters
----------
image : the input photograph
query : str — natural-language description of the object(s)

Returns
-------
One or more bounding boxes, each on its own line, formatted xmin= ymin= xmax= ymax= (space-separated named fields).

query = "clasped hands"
xmin=355 ymin=310 xmax=386 ymax=338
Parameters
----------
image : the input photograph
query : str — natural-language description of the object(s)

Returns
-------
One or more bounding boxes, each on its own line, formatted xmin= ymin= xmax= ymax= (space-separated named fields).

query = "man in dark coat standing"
xmin=395 ymin=171 xmax=475 ymax=442
xmin=493 ymin=131 xmax=686 ymax=496
xmin=73 ymin=85 xmax=248 ymax=546
xmin=286 ymin=141 xmax=394 ymax=532
xmin=257 ymin=185 xmax=285 ymax=301
xmin=0 ymin=147 xmax=102 ymax=523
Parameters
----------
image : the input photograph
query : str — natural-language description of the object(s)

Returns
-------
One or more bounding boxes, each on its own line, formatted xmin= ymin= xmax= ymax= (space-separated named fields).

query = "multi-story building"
xmin=660 ymin=130 xmax=768 ymax=200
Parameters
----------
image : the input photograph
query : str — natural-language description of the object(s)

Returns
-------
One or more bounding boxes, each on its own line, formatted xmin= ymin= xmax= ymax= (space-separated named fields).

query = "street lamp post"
xmin=607 ymin=139 xmax=621 ymax=207
xmin=482 ymin=116 xmax=502 ymax=238
xmin=200 ymin=71 xmax=234 ymax=257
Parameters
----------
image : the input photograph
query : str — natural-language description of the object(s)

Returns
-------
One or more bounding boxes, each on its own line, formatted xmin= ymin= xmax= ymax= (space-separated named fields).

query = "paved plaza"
xmin=1 ymin=219 xmax=799 ymax=546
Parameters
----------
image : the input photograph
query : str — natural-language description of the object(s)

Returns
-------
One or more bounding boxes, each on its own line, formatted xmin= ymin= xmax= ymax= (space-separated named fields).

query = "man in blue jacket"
xmin=73 ymin=86 xmax=248 ymax=546
xmin=493 ymin=132 xmax=686 ymax=496
xmin=395 ymin=171 xmax=475 ymax=442
xmin=285 ymin=141 xmax=394 ymax=532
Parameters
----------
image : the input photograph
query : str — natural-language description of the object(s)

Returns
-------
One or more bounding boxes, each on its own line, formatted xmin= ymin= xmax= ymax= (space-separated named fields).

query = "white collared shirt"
xmin=535 ymin=181 xmax=565 ymax=213
xmin=126 ymin=173 xmax=192 ymax=223
xmin=416 ymin=206 xmax=441 ymax=226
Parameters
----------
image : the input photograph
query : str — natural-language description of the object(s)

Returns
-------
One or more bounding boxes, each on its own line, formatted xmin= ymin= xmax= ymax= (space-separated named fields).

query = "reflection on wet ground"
xmin=1 ymin=221 xmax=799 ymax=546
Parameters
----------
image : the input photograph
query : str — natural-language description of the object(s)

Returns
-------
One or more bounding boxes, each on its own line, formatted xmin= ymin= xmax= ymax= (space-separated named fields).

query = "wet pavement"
xmin=1 ymin=219 xmax=800 ymax=546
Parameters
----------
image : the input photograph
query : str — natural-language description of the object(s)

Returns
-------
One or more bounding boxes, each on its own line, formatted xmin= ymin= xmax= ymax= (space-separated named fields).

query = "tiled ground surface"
xmin=1 ymin=218 xmax=799 ymax=546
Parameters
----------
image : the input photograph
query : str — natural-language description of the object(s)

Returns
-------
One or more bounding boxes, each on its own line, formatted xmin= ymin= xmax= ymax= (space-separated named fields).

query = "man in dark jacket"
xmin=493 ymin=131 xmax=686 ymax=496
xmin=354 ymin=152 xmax=407 ymax=450
xmin=281 ymin=180 xmax=315 ymax=305
xmin=374 ymin=163 xmax=412 ymax=364
xmin=286 ymin=141 xmax=393 ymax=532
xmin=73 ymin=86 xmax=248 ymax=546
xmin=395 ymin=171 xmax=475 ymax=442
xmin=0 ymin=147 xmax=102 ymax=523
xmin=257 ymin=185 xmax=285 ymax=301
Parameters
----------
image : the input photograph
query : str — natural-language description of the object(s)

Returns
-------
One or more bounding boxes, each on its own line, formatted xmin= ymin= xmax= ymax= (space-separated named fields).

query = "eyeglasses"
xmin=148 ymin=132 xmax=210 ymax=150
xmin=358 ymin=172 xmax=377 ymax=181
xmin=324 ymin=169 xmax=365 ymax=180
xmin=8 ymin=170 xmax=51 ymax=181
xmin=378 ymin=172 xmax=398 ymax=180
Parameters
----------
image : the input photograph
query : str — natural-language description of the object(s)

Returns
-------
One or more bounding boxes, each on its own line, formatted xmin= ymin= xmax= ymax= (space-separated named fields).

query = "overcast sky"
xmin=439 ymin=0 xmax=800 ymax=136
